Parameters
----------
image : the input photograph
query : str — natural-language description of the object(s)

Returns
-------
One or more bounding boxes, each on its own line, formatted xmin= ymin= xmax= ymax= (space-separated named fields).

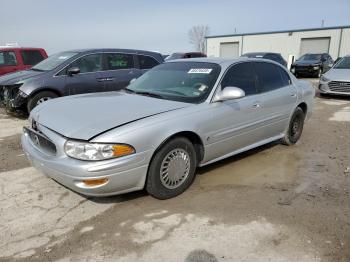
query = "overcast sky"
xmin=1 ymin=0 xmax=349 ymax=55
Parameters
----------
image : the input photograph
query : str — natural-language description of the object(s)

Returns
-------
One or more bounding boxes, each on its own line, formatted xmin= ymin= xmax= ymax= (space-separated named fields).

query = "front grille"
xmin=295 ymin=65 xmax=314 ymax=72
xmin=25 ymin=127 xmax=57 ymax=155
xmin=328 ymin=81 xmax=350 ymax=93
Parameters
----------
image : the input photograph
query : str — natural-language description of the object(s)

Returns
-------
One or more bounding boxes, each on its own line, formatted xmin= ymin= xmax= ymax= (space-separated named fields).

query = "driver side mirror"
xmin=67 ymin=67 xmax=80 ymax=76
xmin=212 ymin=86 xmax=245 ymax=102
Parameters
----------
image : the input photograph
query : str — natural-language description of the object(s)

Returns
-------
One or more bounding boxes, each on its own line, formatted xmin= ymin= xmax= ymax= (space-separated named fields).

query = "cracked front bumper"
xmin=1 ymin=86 xmax=27 ymax=109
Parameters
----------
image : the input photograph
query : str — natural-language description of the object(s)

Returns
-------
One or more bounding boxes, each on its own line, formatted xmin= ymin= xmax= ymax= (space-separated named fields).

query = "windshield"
xmin=126 ymin=62 xmax=221 ymax=103
xmin=32 ymin=51 xmax=78 ymax=71
xmin=333 ymin=57 xmax=350 ymax=69
xmin=298 ymin=54 xmax=321 ymax=61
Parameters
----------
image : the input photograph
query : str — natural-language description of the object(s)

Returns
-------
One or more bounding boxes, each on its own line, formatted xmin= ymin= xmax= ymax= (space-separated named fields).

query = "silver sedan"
xmin=22 ymin=58 xmax=314 ymax=199
xmin=319 ymin=55 xmax=350 ymax=96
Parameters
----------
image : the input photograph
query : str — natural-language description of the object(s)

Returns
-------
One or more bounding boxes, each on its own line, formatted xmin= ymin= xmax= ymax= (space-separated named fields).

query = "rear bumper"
xmin=21 ymin=129 xmax=152 ymax=197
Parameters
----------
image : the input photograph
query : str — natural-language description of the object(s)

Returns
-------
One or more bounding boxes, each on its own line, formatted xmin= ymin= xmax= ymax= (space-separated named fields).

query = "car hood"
xmin=0 ymin=69 xmax=45 ymax=85
xmin=324 ymin=68 xmax=350 ymax=81
xmin=293 ymin=60 xmax=320 ymax=66
xmin=32 ymin=92 xmax=190 ymax=140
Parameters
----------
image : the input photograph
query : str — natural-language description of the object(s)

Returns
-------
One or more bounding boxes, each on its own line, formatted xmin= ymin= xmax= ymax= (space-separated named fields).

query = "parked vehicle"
xmin=0 ymin=47 xmax=47 ymax=76
xmin=333 ymin=57 xmax=342 ymax=66
xmin=165 ymin=52 xmax=206 ymax=61
xmin=0 ymin=48 xmax=163 ymax=112
xmin=319 ymin=55 xmax=350 ymax=96
xmin=241 ymin=52 xmax=287 ymax=67
xmin=22 ymin=58 xmax=314 ymax=199
xmin=290 ymin=53 xmax=334 ymax=78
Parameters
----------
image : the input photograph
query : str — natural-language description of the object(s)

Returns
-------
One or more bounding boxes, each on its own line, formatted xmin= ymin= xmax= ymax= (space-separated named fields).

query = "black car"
xmin=290 ymin=53 xmax=333 ymax=78
xmin=241 ymin=52 xmax=287 ymax=67
xmin=0 ymin=48 xmax=163 ymax=112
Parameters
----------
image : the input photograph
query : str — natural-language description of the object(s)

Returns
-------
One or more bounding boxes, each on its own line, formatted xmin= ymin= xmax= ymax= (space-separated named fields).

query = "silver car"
xmin=319 ymin=55 xmax=350 ymax=96
xmin=22 ymin=58 xmax=314 ymax=199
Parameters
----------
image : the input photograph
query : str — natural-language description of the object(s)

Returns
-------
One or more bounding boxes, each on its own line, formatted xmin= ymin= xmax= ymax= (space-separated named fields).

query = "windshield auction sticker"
xmin=188 ymin=68 xmax=212 ymax=74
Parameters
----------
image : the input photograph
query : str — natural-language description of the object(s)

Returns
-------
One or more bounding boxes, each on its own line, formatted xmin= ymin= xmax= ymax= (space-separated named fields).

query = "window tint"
xmin=106 ymin=53 xmax=134 ymax=70
xmin=21 ymin=50 xmax=45 ymax=65
xmin=221 ymin=62 xmax=257 ymax=95
xmin=69 ymin=53 xmax=103 ymax=73
xmin=0 ymin=51 xmax=17 ymax=66
xmin=138 ymin=55 xmax=159 ymax=69
xmin=254 ymin=62 xmax=285 ymax=92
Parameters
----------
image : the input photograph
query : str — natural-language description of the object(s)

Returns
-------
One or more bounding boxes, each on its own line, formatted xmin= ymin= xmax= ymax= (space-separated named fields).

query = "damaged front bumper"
xmin=0 ymin=84 xmax=27 ymax=110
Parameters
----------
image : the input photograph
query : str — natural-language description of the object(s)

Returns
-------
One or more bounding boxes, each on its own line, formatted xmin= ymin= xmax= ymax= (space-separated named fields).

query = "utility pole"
xmin=321 ymin=20 xmax=325 ymax=27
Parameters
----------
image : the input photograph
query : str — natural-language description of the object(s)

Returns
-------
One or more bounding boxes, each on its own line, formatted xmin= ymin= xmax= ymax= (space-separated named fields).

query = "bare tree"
xmin=188 ymin=25 xmax=209 ymax=53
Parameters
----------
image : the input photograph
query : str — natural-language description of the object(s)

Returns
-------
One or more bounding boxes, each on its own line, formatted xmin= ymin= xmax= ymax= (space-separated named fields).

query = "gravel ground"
xmin=0 ymin=80 xmax=349 ymax=262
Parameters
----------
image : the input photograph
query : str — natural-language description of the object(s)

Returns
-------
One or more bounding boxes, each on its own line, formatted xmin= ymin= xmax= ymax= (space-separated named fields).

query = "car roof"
xmin=166 ymin=57 xmax=281 ymax=67
xmin=0 ymin=47 xmax=45 ymax=50
xmin=65 ymin=48 xmax=162 ymax=56
xmin=243 ymin=52 xmax=281 ymax=56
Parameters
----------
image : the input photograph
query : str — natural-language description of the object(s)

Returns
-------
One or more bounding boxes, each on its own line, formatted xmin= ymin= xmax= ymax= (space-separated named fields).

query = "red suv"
xmin=0 ymin=47 xmax=48 ymax=76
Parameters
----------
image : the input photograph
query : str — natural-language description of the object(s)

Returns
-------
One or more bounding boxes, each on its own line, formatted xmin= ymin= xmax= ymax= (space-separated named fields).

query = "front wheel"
xmin=281 ymin=107 xmax=305 ymax=146
xmin=146 ymin=137 xmax=197 ymax=199
xmin=27 ymin=91 xmax=58 ymax=112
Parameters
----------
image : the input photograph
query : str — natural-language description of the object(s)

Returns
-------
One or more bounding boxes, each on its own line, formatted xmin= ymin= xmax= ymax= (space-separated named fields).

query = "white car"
xmin=319 ymin=55 xmax=350 ymax=96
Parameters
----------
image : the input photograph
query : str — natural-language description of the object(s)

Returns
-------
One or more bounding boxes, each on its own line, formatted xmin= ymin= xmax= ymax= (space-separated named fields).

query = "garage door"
xmin=220 ymin=42 xmax=239 ymax=58
xmin=300 ymin=37 xmax=330 ymax=56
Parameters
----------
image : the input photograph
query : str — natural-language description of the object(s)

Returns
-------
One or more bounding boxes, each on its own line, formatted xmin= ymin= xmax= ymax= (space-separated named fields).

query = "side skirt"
xmin=199 ymin=134 xmax=284 ymax=167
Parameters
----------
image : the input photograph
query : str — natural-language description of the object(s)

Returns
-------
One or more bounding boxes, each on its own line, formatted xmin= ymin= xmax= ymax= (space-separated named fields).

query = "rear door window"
xmin=69 ymin=53 xmax=103 ymax=73
xmin=253 ymin=62 xmax=284 ymax=92
xmin=21 ymin=50 xmax=45 ymax=65
xmin=221 ymin=62 xmax=257 ymax=95
xmin=138 ymin=55 xmax=159 ymax=69
xmin=0 ymin=51 xmax=17 ymax=66
xmin=106 ymin=53 xmax=134 ymax=70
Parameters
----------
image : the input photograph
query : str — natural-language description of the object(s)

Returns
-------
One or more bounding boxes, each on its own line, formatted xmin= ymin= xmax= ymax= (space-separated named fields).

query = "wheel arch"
xmin=28 ymin=87 xmax=62 ymax=99
xmin=297 ymin=102 xmax=307 ymax=115
xmin=157 ymin=131 xmax=205 ymax=164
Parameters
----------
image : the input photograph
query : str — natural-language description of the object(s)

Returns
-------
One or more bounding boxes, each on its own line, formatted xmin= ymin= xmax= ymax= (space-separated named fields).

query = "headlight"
xmin=313 ymin=66 xmax=319 ymax=70
xmin=320 ymin=75 xmax=330 ymax=82
xmin=64 ymin=140 xmax=135 ymax=161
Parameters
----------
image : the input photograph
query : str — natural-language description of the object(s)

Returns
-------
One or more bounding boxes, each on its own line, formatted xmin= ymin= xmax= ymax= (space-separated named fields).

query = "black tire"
xmin=27 ymin=91 xmax=58 ymax=112
xmin=146 ymin=137 xmax=197 ymax=199
xmin=281 ymin=107 xmax=305 ymax=146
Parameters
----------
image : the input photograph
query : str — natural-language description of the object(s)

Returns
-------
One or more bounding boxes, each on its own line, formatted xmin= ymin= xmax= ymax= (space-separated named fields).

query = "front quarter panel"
xmin=91 ymin=103 xmax=214 ymax=162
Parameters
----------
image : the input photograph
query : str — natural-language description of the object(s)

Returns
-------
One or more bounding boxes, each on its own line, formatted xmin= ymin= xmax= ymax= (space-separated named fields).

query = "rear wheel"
xmin=27 ymin=91 xmax=58 ymax=112
xmin=146 ymin=137 xmax=197 ymax=199
xmin=282 ymin=107 xmax=305 ymax=146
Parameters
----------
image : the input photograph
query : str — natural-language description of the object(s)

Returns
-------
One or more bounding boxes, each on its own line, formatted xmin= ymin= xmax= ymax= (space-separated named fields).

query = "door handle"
xmin=97 ymin=77 xmax=115 ymax=82
xmin=252 ymin=103 xmax=261 ymax=108
xmin=291 ymin=93 xmax=297 ymax=97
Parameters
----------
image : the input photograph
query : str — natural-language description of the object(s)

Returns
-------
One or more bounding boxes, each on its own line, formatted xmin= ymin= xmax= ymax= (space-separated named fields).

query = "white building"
xmin=206 ymin=25 xmax=350 ymax=67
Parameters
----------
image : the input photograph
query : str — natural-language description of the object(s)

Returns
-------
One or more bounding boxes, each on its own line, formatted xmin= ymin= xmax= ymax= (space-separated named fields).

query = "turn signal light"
xmin=82 ymin=178 xmax=109 ymax=187
xmin=112 ymin=144 xmax=135 ymax=157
